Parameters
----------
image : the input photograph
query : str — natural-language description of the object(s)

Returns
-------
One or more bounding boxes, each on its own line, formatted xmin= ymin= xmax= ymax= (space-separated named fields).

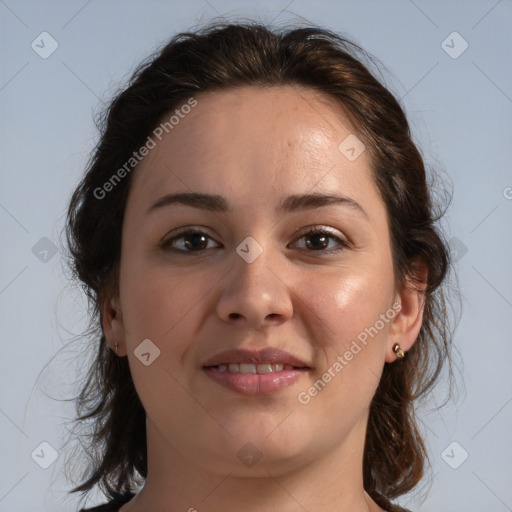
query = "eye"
xmin=160 ymin=226 xmax=349 ymax=255
xmin=160 ymin=228 xmax=219 ymax=253
xmin=290 ymin=227 xmax=349 ymax=254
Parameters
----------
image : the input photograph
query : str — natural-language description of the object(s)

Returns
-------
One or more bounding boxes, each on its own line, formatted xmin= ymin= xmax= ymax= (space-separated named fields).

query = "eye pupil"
xmin=305 ymin=233 xmax=328 ymax=250
xmin=184 ymin=233 xmax=208 ymax=250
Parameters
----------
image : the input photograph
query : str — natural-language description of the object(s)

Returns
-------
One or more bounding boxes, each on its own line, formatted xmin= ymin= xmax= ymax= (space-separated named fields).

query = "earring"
xmin=393 ymin=343 xmax=405 ymax=359
xmin=114 ymin=342 xmax=118 ymax=355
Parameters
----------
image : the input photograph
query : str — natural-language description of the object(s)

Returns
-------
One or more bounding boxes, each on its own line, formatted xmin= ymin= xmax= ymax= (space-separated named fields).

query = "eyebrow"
xmin=147 ymin=192 xmax=369 ymax=220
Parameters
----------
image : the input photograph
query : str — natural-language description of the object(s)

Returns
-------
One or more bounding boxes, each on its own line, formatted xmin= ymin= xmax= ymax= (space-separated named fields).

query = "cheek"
xmin=119 ymin=255 xmax=207 ymax=344
xmin=290 ymin=269 xmax=395 ymax=444
xmin=295 ymin=272 xmax=392 ymax=421
xmin=119 ymin=262 xmax=210 ymax=418
xmin=302 ymin=264 xmax=395 ymax=352
xmin=296 ymin=259 xmax=394 ymax=401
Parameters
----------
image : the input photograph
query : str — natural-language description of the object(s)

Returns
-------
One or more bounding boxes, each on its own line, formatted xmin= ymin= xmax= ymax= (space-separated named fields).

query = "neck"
xmin=122 ymin=417 xmax=382 ymax=512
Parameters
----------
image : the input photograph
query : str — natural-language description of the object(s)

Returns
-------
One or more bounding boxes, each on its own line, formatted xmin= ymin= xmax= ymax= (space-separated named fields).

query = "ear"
xmin=385 ymin=262 xmax=428 ymax=363
xmin=101 ymin=294 xmax=126 ymax=357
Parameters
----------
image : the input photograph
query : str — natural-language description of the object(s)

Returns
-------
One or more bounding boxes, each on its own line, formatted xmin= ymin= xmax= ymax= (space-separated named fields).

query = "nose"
xmin=216 ymin=242 xmax=293 ymax=330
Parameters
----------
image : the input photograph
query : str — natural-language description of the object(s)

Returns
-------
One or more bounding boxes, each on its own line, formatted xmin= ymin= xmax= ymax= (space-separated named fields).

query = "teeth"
xmin=240 ymin=363 xmax=257 ymax=374
xmin=215 ymin=363 xmax=292 ymax=374
xmin=257 ymin=363 xmax=283 ymax=373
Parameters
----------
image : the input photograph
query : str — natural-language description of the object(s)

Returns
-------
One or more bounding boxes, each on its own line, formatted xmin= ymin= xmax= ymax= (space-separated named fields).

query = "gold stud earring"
xmin=393 ymin=343 xmax=405 ymax=359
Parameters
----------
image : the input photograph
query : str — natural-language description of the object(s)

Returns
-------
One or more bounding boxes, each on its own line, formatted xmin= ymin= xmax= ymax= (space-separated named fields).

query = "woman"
xmin=65 ymin=20 xmax=453 ymax=512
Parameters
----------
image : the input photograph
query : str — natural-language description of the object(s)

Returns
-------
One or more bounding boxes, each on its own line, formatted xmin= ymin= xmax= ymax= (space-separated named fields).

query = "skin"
xmin=103 ymin=85 xmax=426 ymax=512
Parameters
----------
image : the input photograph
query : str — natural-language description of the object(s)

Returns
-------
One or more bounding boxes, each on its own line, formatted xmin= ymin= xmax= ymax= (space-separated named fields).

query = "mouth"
xmin=205 ymin=362 xmax=306 ymax=374
xmin=202 ymin=347 xmax=311 ymax=395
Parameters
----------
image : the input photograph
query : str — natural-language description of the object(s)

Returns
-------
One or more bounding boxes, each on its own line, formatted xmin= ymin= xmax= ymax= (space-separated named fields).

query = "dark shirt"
xmin=79 ymin=491 xmax=135 ymax=511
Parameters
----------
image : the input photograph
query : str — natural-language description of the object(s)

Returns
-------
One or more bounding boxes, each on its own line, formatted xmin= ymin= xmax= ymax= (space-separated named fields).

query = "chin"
xmin=223 ymin=419 xmax=315 ymax=463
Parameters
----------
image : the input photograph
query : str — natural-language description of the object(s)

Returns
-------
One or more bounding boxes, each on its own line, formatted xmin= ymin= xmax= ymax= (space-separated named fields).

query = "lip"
xmin=202 ymin=348 xmax=309 ymax=368
xmin=203 ymin=367 xmax=308 ymax=395
xmin=202 ymin=348 xmax=310 ymax=396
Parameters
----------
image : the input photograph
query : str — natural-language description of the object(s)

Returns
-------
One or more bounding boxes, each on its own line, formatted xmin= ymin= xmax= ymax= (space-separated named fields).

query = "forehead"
xmin=127 ymin=85 xmax=379 ymax=214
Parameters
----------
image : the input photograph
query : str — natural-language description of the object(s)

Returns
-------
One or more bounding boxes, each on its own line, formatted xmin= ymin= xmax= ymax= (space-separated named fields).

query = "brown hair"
xmin=64 ymin=20 xmax=454 ymax=511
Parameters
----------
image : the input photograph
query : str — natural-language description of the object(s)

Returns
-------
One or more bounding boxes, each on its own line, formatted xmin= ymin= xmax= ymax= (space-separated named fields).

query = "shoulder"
xmin=78 ymin=491 xmax=136 ymax=512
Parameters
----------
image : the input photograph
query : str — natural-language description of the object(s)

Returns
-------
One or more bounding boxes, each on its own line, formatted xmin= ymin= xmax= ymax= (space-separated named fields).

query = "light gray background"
xmin=1 ymin=1 xmax=511 ymax=511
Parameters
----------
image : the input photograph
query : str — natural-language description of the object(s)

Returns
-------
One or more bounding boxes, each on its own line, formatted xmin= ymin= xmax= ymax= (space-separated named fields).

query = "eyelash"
xmin=160 ymin=226 xmax=350 ymax=255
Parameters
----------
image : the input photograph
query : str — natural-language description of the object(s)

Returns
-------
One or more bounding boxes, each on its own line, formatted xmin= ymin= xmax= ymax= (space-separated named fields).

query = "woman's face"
xmin=107 ymin=85 xmax=417 ymax=475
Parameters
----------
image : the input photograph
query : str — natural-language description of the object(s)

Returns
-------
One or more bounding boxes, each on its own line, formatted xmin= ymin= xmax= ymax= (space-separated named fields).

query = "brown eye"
xmin=161 ymin=229 xmax=219 ymax=252
xmin=292 ymin=227 xmax=349 ymax=254
xmin=305 ymin=232 xmax=330 ymax=250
